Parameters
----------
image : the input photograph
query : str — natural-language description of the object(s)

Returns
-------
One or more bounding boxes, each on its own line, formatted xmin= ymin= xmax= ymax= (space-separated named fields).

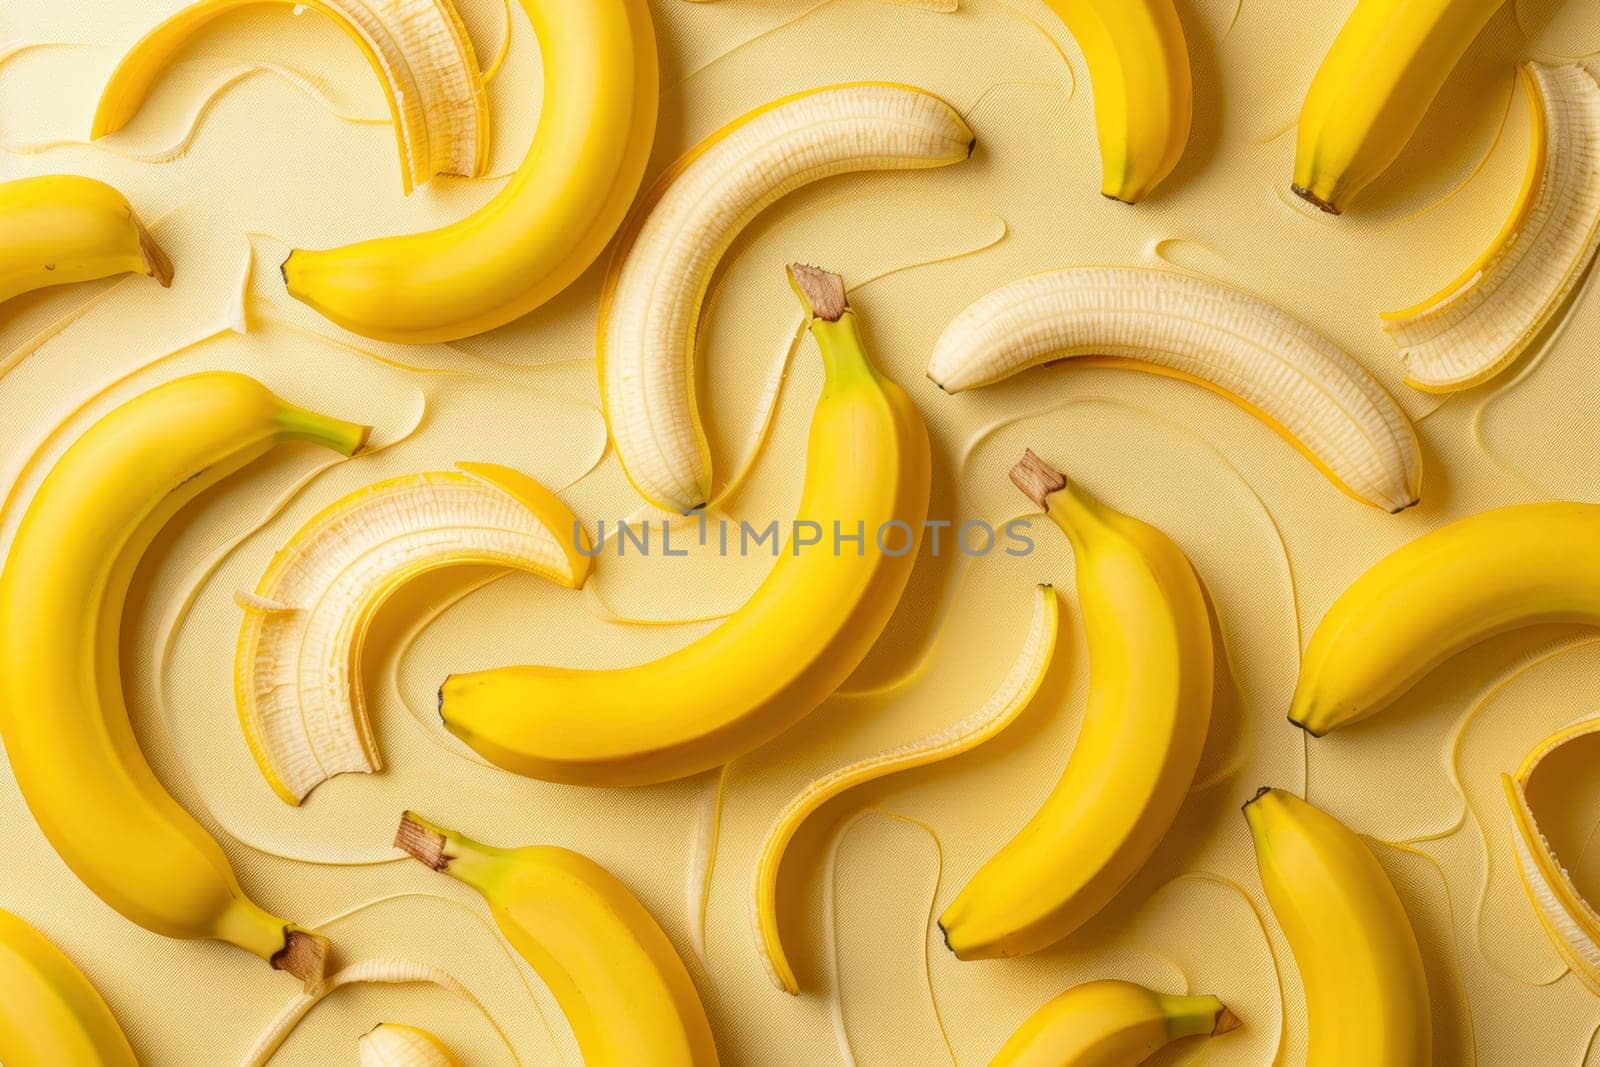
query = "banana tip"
xmin=1290 ymin=184 xmax=1341 ymax=215
xmin=966 ymin=136 xmax=977 ymax=158
xmin=1241 ymin=784 xmax=1275 ymax=812
xmin=1390 ymin=496 xmax=1422 ymax=515
xmin=1286 ymin=714 xmax=1325 ymax=738
xmin=1214 ymin=1005 xmax=1242 ymax=1035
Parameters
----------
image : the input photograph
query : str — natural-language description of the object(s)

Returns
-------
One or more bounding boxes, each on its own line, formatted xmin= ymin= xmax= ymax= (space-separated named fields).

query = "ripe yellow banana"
xmin=283 ymin=0 xmax=659 ymax=342
xmin=1290 ymin=501 xmax=1600 ymax=735
xmin=0 ymin=175 xmax=172 ymax=306
xmin=990 ymin=979 xmax=1238 ymax=1067
xmin=359 ymin=1023 xmax=461 ymax=1066
xmin=1383 ymin=62 xmax=1600 ymax=391
xmin=442 ymin=265 xmax=931 ymax=786
xmin=1041 ymin=0 xmax=1192 ymax=202
xmin=939 ymin=450 xmax=1213 ymax=959
xmin=600 ymin=83 xmax=971 ymax=512
xmin=1294 ymin=0 xmax=1508 ymax=213
xmin=928 ymin=266 xmax=1421 ymax=512
xmin=753 ymin=584 xmax=1060 ymax=993
xmin=0 ymin=907 xmax=137 ymax=1067
xmin=94 ymin=0 xmax=489 ymax=194
xmin=396 ymin=812 xmax=720 ymax=1066
xmin=0 ymin=372 xmax=368 ymax=986
xmin=236 ymin=463 xmax=592 ymax=805
xmin=1246 ymin=788 xmax=1432 ymax=1065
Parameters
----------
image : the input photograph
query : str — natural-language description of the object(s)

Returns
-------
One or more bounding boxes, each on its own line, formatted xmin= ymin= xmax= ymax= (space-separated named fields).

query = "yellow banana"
xmin=94 ymin=0 xmax=489 ymax=194
xmin=600 ymin=82 xmax=971 ymax=513
xmin=0 ymin=372 xmax=368 ymax=986
xmin=1041 ymin=0 xmax=1192 ymax=202
xmin=441 ymin=265 xmax=931 ymax=786
xmin=990 ymin=979 xmax=1238 ymax=1067
xmin=1245 ymin=788 xmax=1432 ymax=1066
xmin=0 ymin=175 xmax=171 ymax=306
xmin=235 ymin=463 xmax=592 ymax=805
xmin=0 ymin=908 xmax=137 ymax=1067
xmin=1290 ymin=501 xmax=1600 ymax=735
xmin=359 ymin=1023 xmax=462 ymax=1066
xmin=939 ymin=450 xmax=1213 ymax=958
xmin=396 ymin=812 xmax=719 ymax=1066
xmin=1294 ymin=0 xmax=1508 ymax=213
xmin=283 ymin=0 xmax=659 ymax=342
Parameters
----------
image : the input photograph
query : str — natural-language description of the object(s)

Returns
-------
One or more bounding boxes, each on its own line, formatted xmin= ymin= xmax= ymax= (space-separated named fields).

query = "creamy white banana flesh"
xmin=1384 ymin=63 xmax=1600 ymax=392
xmin=600 ymin=82 xmax=974 ymax=512
xmin=236 ymin=464 xmax=591 ymax=805
xmin=927 ymin=266 xmax=1423 ymax=513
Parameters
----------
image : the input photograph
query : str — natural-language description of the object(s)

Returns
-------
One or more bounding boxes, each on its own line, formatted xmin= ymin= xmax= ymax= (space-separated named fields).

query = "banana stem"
xmin=787 ymin=263 xmax=883 ymax=389
xmin=275 ymin=404 xmax=371 ymax=456
xmin=395 ymin=811 xmax=503 ymax=894
xmin=1009 ymin=449 xmax=1108 ymax=550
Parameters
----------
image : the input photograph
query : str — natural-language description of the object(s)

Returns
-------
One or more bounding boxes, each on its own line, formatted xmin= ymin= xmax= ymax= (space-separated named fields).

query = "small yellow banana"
xmin=284 ymin=0 xmax=659 ymax=342
xmin=1246 ymin=788 xmax=1431 ymax=1066
xmin=600 ymin=83 xmax=971 ymax=512
xmin=0 ymin=908 xmax=137 ymax=1067
xmin=441 ymin=265 xmax=931 ymax=786
xmin=1041 ymin=0 xmax=1192 ymax=202
xmin=0 ymin=372 xmax=367 ymax=987
xmin=396 ymin=812 xmax=720 ymax=1066
xmin=1383 ymin=62 xmax=1600 ymax=391
xmin=939 ymin=450 xmax=1213 ymax=959
xmin=990 ymin=979 xmax=1238 ymax=1067
xmin=1290 ymin=501 xmax=1600 ymax=735
xmin=94 ymin=0 xmax=488 ymax=194
xmin=1294 ymin=0 xmax=1509 ymax=213
xmin=359 ymin=1023 xmax=462 ymax=1067
xmin=753 ymin=584 xmax=1060 ymax=993
xmin=927 ymin=266 xmax=1423 ymax=513
xmin=235 ymin=463 xmax=592 ymax=805
xmin=0 ymin=175 xmax=172 ymax=306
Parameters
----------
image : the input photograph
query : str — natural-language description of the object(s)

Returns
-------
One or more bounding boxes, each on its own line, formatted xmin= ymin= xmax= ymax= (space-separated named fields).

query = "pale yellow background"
xmin=2 ymin=0 xmax=1600 ymax=1063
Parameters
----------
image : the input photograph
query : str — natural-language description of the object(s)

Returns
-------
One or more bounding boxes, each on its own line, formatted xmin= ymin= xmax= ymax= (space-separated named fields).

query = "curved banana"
xmin=1246 ymin=788 xmax=1431 ymax=1065
xmin=1383 ymin=63 xmax=1600 ymax=392
xmin=396 ymin=812 xmax=720 ymax=1066
xmin=0 ymin=908 xmax=137 ymax=1067
xmin=1294 ymin=0 xmax=1508 ymax=213
xmin=1041 ymin=0 xmax=1192 ymax=202
xmin=991 ymin=979 xmax=1238 ymax=1067
xmin=1290 ymin=501 xmax=1600 ymax=735
xmin=236 ymin=463 xmax=592 ymax=805
xmin=753 ymin=583 xmax=1060 ymax=993
xmin=359 ymin=1023 xmax=462 ymax=1066
xmin=0 ymin=175 xmax=172 ymax=306
xmin=93 ymin=0 xmax=488 ymax=194
xmin=442 ymin=265 xmax=931 ymax=786
xmin=939 ymin=450 xmax=1213 ymax=958
xmin=927 ymin=266 xmax=1422 ymax=512
xmin=284 ymin=0 xmax=658 ymax=343
xmin=0 ymin=372 xmax=367 ymax=986
xmin=600 ymin=83 xmax=971 ymax=512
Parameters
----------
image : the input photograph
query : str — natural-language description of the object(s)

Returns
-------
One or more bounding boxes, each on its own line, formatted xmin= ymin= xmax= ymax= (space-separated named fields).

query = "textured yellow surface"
xmin=1 ymin=0 xmax=1599 ymax=1063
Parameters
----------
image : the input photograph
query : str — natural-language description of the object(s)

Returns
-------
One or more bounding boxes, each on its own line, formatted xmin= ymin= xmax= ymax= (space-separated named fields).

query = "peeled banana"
xmin=939 ymin=450 xmax=1213 ymax=959
xmin=0 ymin=175 xmax=172 ymax=306
xmin=94 ymin=0 xmax=489 ymax=194
xmin=359 ymin=1023 xmax=462 ymax=1066
xmin=236 ymin=463 xmax=592 ymax=805
xmin=284 ymin=0 xmax=659 ymax=342
xmin=1291 ymin=501 xmax=1600 ymax=736
xmin=1246 ymin=788 xmax=1432 ymax=1066
xmin=1041 ymin=0 xmax=1192 ymax=202
xmin=0 ymin=372 xmax=367 ymax=986
xmin=601 ymin=83 xmax=972 ymax=512
xmin=396 ymin=812 xmax=720 ymax=1066
xmin=441 ymin=265 xmax=930 ymax=786
xmin=0 ymin=908 xmax=137 ymax=1067
xmin=991 ymin=979 xmax=1237 ymax=1067
xmin=1294 ymin=0 xmax=1508 ymax=213
xmin=1384 ymin=62 xmax=1600 ymax=392
xmin=927 ymin=266 xmax=1423 ymax=513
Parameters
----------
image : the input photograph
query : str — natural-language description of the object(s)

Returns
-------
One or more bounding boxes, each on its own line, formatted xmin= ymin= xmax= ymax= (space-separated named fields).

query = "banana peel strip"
xmin=235 ymin=463 xmax=591 ymax=805
xmin=93 ymin=0 xmax=490 ymax=193
xmin=751 ymin=584 xmax=1060 ymax=993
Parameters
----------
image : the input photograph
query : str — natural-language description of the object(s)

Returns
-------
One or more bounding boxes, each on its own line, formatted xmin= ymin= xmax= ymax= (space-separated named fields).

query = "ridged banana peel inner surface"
xmin=93 ymin=0 xmax=489 ymax=194
xmin=235 ymin=463 xmax=590 ymax=805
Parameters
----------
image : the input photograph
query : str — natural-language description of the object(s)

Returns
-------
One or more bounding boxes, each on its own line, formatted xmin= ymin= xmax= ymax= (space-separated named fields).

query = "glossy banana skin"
xmin=990 ymin=979 xmax=1235 ymax=1067
xmin=0 ymin=175 xmax=171 ymax=306
xmin=0 ymin=908 xmax=137 ymax=1067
